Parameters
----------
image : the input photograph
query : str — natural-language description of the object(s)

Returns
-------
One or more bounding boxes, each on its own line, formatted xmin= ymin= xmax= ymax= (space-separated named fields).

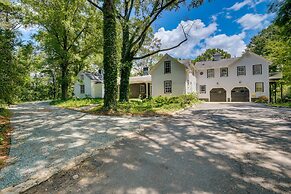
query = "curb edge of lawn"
xmin=0 ymin=125 xmax=147 ymax=194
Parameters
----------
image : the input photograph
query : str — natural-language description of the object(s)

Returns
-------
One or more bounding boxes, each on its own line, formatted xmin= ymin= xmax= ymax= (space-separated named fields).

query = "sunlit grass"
xmin=50 ymin=94 xmax=201 ymax=115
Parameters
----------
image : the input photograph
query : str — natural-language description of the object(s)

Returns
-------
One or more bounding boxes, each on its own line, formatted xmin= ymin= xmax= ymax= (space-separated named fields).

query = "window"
xmin=164 ymin=80 xmax=172 ymax=93
xmin=80 ymin=85 xmax=85 ymax=94
xmin=140 ymin=84 xmax=145 ymax=93
xmin=164 ymin=61 xmax=171 ymax=74
xmin=200 ymin=85 xmax=206 ymax=94
xmin=80 ymin=74 xmax=84 ymax=80
xmin=220 ymin=67 xmax=228 ymax=77
xmin=207 ymin=69 xmax=215 ymax=78
xmin=237 ymin=66 xmax=246 ymax=76
xmin=253 ymin=64 xmax=262 ymax=75
xmin=255 ymin=82 xmax=264 ymax=92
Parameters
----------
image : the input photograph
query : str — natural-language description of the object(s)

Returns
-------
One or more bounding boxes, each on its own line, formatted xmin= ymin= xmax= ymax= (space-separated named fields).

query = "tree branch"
xmin=87 ymin=0 xmax=103 ymax=12
xmin=133 ymin=24 xmax=188 ymax=60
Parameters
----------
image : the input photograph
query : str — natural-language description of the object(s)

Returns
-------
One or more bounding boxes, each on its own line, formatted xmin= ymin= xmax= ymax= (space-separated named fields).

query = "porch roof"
xmin=129 ymin=75 xmax=152 ymax=84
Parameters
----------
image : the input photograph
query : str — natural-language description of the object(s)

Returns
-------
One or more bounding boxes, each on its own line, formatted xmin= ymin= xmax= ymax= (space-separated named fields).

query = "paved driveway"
xmin=24 ymin=103 xmax=291 ymax=194
xmin=0 ymin=102 xmax=153 ymax=191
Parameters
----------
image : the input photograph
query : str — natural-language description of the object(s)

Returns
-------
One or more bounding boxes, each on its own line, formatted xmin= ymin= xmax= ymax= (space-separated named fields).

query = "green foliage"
xmin=21 ymin=0 xmax=103 ymax=99
xmin=51 ymin=94 xmax=199 ymax=115
xmin=102 ymin=0 xmax=119 ymax=110
xmin=255 ymin=96 xmax=268 ymax=103
xmin=193 ymin=48 xmax=231 ymax=62
xmin=0 ymin=2 xmax=24 ymax=105
xmin=248 ymin=0 xmax=291 ymax=84
xmin=269 ymin=102 xmax=291 ymax=108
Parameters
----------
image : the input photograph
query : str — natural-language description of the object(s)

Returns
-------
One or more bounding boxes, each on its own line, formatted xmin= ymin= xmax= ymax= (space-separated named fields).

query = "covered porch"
xmin=269 ymin=72 xmax=283 ymax=103
xmin=129 ymin=75 xmax=152 ymax=99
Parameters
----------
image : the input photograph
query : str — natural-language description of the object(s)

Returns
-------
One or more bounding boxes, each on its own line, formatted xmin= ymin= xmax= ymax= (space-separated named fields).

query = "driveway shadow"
xmin=24 ymin=103 xmax=291 ymax=194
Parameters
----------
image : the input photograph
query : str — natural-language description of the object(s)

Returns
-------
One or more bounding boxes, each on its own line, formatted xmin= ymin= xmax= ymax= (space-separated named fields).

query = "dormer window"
xmin=164 ymin=61 xmax=171 ymax=74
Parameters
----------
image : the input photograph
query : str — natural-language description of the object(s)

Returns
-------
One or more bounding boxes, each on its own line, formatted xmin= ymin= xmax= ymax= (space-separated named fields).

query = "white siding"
xmin=186 ymin=72 xmax=197 ymax=94
xmin=196 ymin=53 xmax=269 ymax=101
xmin=92 ymin=83 xmax=104 ymax=98
xmin=74 ymin=72 xmax=93 ymax=98
xmin=151 ymin=55 xmax=187 ymax=97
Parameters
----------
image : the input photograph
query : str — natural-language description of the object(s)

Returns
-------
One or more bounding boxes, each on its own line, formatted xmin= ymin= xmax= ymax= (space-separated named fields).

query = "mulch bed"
xmin=0 ymin=114 xmax=12 ymax=169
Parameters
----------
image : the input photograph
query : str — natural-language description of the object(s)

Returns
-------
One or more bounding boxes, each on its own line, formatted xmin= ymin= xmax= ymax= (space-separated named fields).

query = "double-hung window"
xmin=200 ymin=85 xmax=206 ymax=94
xmin=237 ymin=66 xmax=246 ymax=76
xmin=220 ymin=67 xmax=228 ymax=77
xmin=164 ymin=61 xmax=171 ymax=74
xmin=253 ymin=64 xmax=262 ymax=75
xmin=164 ymin=80 xmax=172 ymax=93
xmin=207 ymin=69 xmax=214 ymax=78
xmin=255 ymin=82 xmax=264 ymax=92
xmin=80 ymin=85 xmax=85 ymax=94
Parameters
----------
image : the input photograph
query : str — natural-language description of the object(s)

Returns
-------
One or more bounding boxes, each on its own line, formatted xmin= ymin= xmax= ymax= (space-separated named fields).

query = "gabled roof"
xmin=195 ymin=58 xmax=239 ymax=69
xmin=82 ymin=72 xmax=103 ymax=83
xmin=150 ymin=54 xmax=194 ymax=73
xmin=194 ymin=51 xmax=271 ymax=70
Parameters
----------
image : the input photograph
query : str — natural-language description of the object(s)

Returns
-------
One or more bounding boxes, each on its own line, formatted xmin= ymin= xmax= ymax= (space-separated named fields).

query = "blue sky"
xmin=153 ymin=0 xmax=275 ymax=59
xmin=20 ymin=0 xmax=275 ymax=59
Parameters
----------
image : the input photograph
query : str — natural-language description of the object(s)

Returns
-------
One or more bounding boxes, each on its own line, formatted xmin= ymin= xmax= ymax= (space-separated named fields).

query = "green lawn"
xmin=268 ymin=102 xmax=291 ymax=108
xmin=51 ymin=94 xmax=200 ymax=116
xmin=50 ymin=98 xmax=103 ymax=108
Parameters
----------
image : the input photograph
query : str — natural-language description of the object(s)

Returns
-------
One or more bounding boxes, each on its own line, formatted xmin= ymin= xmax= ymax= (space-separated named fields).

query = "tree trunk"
xmin=103 ymin=0 xmax=118 ymax=110
xmin=119 ymin=23 xmax=132 ymax=102
xmin=119 ymin=61 xmax=132 ymax=102
xmin=61 ymin=65 xmax=69 ymax=100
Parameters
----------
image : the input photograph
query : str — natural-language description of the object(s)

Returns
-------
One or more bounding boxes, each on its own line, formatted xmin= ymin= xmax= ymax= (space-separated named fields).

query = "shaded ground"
xmin=0 ymin=102 xmax=154 ymax=190
xmin=25 ymin=103 xmax=291 ymax=194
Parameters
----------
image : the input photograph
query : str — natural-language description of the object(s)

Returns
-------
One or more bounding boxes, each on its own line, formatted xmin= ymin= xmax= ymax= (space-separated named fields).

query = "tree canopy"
xmin=193 ymin=48 xmax=231 ymax=62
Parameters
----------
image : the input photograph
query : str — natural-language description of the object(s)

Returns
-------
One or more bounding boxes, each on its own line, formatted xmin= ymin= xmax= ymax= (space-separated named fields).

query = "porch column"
xmin=145 ymin=82 xmax=148 ymax=98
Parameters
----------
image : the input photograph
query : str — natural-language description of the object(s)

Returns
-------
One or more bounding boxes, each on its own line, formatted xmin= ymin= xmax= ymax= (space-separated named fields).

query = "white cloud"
xmin=154 ymin=20 xmax=247 ymax=58
xmin=154 ymin=20 xmax=217 ymax=58
xmin=236 ymin=13 xmax=270 ymax=30
xmin=203 ymin=32 xmax=247 ymax=57
xmin=227 ymin=0 xmax=266 ymax=11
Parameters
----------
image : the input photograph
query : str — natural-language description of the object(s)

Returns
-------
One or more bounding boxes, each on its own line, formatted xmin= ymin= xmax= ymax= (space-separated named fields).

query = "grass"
xmin=0 ymin=107 xmax=12 ymax=168
xmin=51 ymin=94 xmax=201 ymax=116
xmin=268 ymin=102 xmax=291 ymax=108
xmin=50 ymin=98 xmax=103 ymax=108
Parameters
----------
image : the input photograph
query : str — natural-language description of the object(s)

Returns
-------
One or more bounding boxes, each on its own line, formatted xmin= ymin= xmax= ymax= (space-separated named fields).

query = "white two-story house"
xmin=195 ymin=51 xmax=270 ymax=102
xmin=150 ymin=54 xmax=197 ymax=96
xmin=74 ymin=50 xmax=270 ymax=102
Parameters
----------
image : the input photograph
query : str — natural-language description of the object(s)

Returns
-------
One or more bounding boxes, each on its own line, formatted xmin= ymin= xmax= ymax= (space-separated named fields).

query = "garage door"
xmin=231 ymin=87 xmax=249 ymax=102
xmin=210 ymin=88 xmax=226 ymax=102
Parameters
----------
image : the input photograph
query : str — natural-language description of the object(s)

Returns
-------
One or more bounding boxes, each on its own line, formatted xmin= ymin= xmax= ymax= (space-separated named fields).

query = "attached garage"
xmin=231 ymin=87 xmax=250 ymax=102
xmin=210 ymin=88 xmax=227 ymax=102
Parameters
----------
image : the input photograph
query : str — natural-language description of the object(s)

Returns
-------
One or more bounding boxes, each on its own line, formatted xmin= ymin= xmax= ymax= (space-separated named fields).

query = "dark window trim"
xmin=207 ymin=69 xmax=214 ymax=78
xmin=200 ymin=85 xmax=206 ymax=94
xmin=237 ymin=66 xmax=246 ymax=76
xmin=164 ymin=61 xmax=171 ymax=74
xmin=255 ymin=82 xmax=264 ymax=92
xmin=80 ymin=85 xmax=85 ymax=94
xmin=253 ymin=64 xmax=262 ymax=75
xmin=220 ymin=67 xmax=228 ymax=77
xmin=164 ymin=80 xmax=172 ymax=93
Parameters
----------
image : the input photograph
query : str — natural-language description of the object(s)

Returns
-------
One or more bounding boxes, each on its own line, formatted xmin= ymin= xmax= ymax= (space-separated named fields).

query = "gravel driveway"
xmin=0 ymin=102 xmax=154 ymax=191
xmin=24 ymin=103 xmax=291 ymax=194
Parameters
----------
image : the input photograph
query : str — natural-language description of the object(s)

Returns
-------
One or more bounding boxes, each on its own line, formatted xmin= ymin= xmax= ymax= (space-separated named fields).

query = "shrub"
xmin=255 ymin=96 xmax=268 ymax=103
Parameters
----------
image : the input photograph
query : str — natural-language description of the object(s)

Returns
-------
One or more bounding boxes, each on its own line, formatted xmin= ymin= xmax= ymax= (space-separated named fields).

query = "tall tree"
xmin=22 ymin=0 xmax=103 ymax=99
xmin=193 ymin=48 xmax=231 ymax=62
xmin=88 ymin=0 xmax=205 ymax=102
xmin=0 ymin=0 xmax=23 ymax=105
xmin=102 ymin=0 xmax=118 ymax=110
